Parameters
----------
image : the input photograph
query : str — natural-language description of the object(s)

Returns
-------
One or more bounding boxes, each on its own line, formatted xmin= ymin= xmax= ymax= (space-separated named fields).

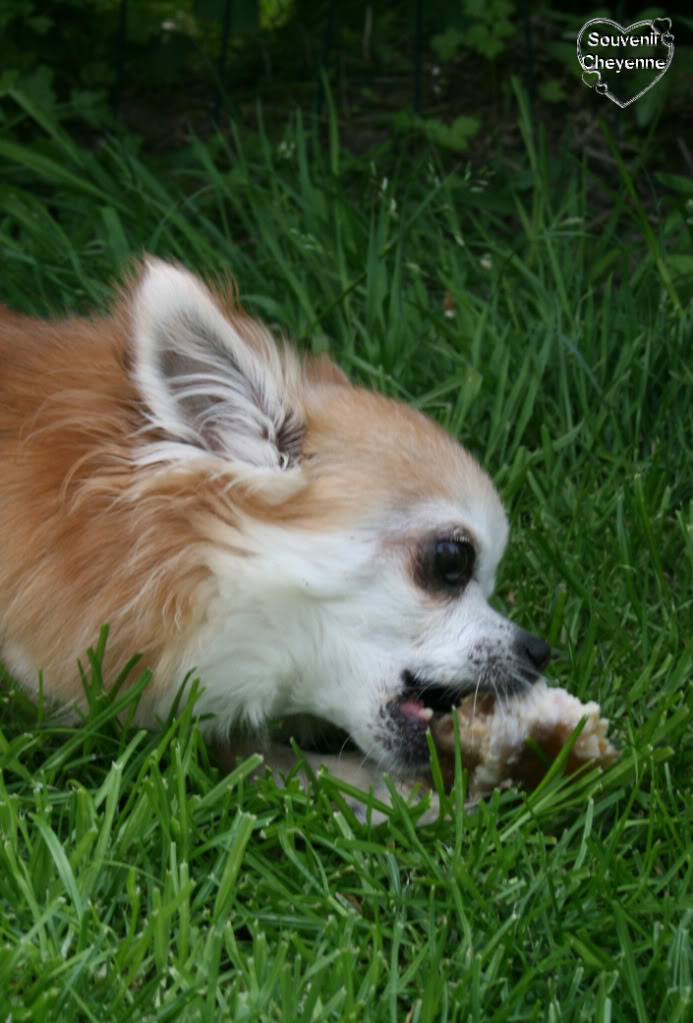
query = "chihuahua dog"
xmin=0 ymin=260 xmax=549 ymax=809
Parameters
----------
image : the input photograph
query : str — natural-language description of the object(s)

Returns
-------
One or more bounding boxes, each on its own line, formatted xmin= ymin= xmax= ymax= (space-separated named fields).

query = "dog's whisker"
xmin=337 ymin=735 xmax=352 ymax=765
xmin=472 ymin=678 xmax=481 ymax=723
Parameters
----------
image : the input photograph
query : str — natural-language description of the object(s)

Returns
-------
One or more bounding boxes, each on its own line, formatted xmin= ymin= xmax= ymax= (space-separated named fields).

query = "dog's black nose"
xmin=514 ymin=629 xmax=551 ymax=674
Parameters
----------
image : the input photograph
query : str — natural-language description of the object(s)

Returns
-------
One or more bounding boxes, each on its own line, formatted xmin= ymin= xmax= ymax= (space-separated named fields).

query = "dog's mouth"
xmin=375 ymin=671 xmax=476 ymax=770
xmin=379 ymin=668 xmax=534 ymax=771
xmin=397 ymin=670 xmax=474 ymax=726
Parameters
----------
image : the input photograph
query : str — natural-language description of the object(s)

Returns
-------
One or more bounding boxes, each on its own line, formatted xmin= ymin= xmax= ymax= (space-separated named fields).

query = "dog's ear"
xmin=130 ymin=259 xmax=303 ymax=471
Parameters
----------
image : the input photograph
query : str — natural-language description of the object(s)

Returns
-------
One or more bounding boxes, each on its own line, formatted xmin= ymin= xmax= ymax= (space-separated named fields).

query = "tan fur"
xmin=0 ymin=303 xmax=203 ymax=704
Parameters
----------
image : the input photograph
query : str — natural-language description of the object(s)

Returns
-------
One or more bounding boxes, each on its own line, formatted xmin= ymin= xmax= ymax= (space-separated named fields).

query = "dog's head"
xmin=129 ymin=261 xmax=550 ymax=773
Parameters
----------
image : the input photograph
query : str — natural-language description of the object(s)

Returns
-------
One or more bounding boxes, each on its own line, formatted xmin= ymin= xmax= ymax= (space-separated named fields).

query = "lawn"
xmin=0 ymin=85 xmax=692 ymax=1021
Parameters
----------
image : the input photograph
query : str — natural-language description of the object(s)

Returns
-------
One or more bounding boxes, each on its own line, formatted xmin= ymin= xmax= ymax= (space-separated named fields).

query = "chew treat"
xmin=431 ymin=681 xmax=618 ymax=801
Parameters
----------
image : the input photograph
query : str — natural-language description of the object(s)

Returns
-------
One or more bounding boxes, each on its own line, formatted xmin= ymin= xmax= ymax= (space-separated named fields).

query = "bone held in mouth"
xmin=430 ymin=681 xmax=619 ymax=801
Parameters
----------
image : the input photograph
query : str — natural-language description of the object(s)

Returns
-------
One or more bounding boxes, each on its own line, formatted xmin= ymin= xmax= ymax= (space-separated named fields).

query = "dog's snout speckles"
xmin=377 ymin=698 xmax=432 ymax=770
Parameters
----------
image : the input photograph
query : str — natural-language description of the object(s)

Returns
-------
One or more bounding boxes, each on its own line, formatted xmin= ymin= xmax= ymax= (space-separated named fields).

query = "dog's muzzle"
xmin=388 ymin=628 xmax=552 ymax=767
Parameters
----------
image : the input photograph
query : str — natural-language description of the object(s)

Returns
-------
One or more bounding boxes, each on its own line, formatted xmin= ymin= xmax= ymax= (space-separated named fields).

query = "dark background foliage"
xmin=1 ymin=1 xmax=692 ymax=152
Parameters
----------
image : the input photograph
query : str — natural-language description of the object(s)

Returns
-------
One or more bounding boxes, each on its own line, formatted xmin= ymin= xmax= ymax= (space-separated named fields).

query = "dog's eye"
xmin=433 ymin=539 xmax=475 ymax=589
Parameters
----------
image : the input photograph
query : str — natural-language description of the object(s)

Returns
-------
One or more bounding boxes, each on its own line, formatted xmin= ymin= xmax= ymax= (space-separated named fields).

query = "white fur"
xmin=151 ymin=497 xmax=519 ymax=774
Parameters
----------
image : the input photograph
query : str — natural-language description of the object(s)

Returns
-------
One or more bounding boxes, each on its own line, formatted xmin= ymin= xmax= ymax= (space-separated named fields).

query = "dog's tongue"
xmin=400 ymin=698 xmax=434 ymax=724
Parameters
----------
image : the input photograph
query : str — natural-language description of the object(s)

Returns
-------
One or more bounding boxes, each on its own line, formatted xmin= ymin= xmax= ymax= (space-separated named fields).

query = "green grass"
xmin=1 ymin=87 xmax=692 ymax=1021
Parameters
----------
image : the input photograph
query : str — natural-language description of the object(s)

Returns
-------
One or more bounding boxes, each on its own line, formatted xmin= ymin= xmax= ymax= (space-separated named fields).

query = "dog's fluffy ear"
xmin=130 ymin=259 xmax=304 ymax=472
